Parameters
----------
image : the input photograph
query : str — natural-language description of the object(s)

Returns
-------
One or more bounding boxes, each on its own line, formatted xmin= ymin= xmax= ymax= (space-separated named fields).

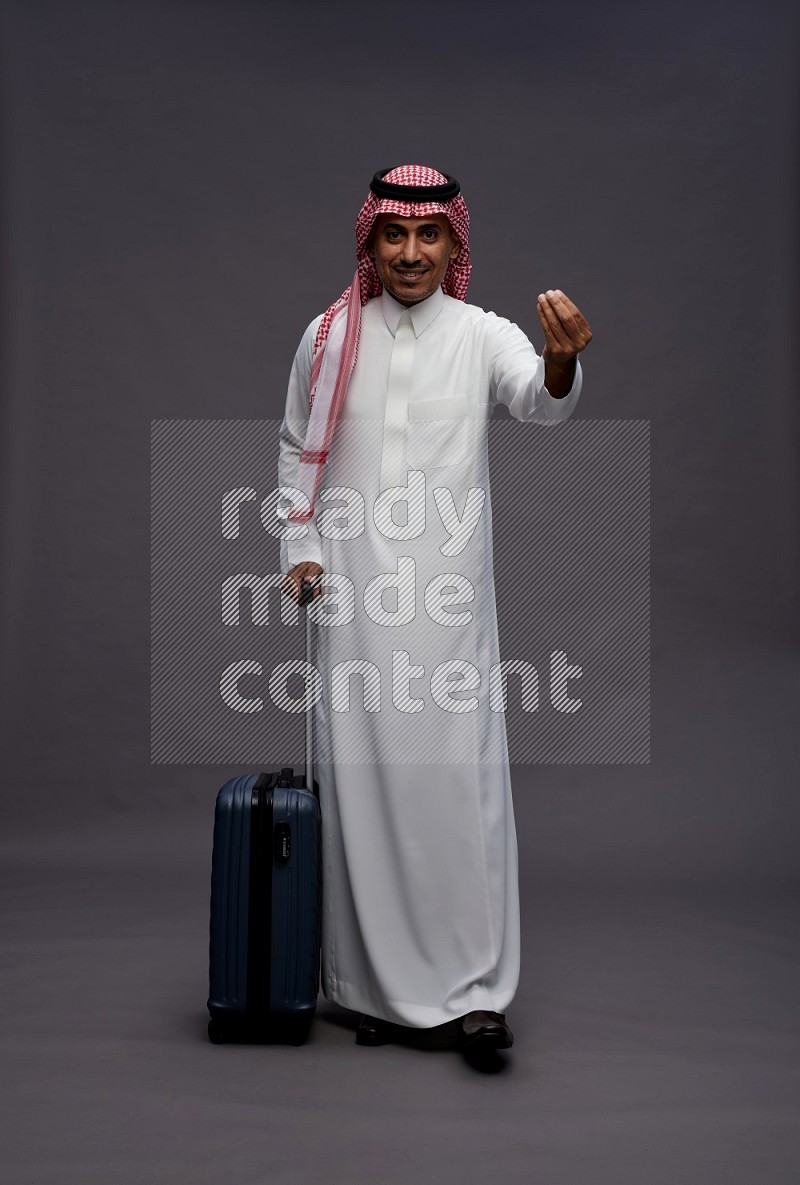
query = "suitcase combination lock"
xmin=274 ymin=822 xmax=292 ymax=863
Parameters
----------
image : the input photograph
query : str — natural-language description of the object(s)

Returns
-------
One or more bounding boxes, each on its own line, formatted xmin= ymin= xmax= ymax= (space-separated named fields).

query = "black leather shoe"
xmin=456 ymin=1010 xmax=514 ymax=1051
xmin=355 ymin=1014 xmax=393 ymax=1046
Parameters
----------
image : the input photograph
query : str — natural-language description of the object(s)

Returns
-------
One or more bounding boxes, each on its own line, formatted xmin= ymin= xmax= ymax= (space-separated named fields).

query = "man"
xmin=278 ymin=165 xmax=591 ymax=1056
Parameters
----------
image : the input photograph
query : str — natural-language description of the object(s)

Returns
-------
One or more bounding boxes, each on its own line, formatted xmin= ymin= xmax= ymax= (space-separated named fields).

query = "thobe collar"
xmin=380 ymin=284 xmax=444 ymax=339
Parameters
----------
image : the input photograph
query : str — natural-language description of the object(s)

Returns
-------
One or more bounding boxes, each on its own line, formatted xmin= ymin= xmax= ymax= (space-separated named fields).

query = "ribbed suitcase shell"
xmin=208 ymin=770 xmax=322 ymax=1041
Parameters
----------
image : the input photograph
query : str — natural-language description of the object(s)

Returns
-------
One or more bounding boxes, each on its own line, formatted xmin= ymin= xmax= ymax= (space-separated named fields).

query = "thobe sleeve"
xmin=277 ymin=315 xmax=325 ymax=574
xmin=487 ymin=316 xmax=582 ymax=423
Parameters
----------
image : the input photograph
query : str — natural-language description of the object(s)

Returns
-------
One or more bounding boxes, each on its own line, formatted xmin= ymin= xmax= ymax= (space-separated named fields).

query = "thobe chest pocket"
xmin=406 ymin=397 xmax=470 ymax=471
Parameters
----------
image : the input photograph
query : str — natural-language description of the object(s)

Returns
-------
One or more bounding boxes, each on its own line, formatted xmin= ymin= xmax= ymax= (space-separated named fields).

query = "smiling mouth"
xmin=394 ymin=270 xmax=429 ymax=281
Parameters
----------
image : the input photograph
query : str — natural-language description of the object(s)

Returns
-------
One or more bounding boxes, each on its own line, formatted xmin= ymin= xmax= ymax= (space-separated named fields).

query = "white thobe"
xmin=278 ymin=285 xmax=581 ymax=1027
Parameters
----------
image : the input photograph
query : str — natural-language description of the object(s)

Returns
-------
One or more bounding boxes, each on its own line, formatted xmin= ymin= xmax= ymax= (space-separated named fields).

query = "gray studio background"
xmin=1 ymin=2 xmax=798 ymax=1183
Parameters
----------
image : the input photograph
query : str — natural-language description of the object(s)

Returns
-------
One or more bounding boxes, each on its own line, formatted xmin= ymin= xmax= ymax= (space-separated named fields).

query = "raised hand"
xmin=537 ymin=289 xmax=593 ymax=367
xmin=538 ymin=286 xmax=587 ymax=398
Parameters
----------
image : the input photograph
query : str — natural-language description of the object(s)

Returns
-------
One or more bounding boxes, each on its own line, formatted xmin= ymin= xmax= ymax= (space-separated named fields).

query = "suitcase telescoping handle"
xmin=299 ymin=575 xmax=322 ymax=792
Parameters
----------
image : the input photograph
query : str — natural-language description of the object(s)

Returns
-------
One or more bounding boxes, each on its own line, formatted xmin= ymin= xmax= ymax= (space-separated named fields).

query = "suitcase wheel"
xmin=282 ymin=1015 xmax=312 ymax=1046
xmin=208 ymin=1017 xmax=227 ymax=1045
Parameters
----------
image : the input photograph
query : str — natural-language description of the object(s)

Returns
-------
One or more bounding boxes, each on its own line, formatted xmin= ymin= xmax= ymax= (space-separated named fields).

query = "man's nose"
xmin=400 ymin=234 xmax=421 ymax=263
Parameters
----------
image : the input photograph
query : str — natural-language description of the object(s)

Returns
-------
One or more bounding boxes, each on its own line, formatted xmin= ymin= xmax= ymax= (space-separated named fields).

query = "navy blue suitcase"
xmin=207 ymin=580 xmax=322 ymax=1044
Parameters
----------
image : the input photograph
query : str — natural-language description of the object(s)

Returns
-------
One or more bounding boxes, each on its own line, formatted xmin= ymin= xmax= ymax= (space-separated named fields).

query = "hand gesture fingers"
xmin=537 ymin=289 xmax=593 ymax=362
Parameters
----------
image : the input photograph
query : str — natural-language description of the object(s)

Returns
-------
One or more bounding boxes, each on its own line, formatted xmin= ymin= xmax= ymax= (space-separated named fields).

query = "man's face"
xmin=368 ymin=213 xmax=460 ymax=306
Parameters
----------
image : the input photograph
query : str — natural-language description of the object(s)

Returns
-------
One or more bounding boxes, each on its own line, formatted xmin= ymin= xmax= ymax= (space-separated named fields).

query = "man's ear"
xmin=449 ymin=233 xmax=461 ymax=261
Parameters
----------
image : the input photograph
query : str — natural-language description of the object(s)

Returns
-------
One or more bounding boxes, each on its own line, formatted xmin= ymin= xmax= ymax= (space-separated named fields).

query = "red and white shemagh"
xmin=287 ymin=165 xmax=472 ymax=523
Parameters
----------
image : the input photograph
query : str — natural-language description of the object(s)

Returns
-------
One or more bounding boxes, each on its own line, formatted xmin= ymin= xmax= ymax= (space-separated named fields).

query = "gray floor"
xmin=1 ymin=815 xmax=798 ymax=1185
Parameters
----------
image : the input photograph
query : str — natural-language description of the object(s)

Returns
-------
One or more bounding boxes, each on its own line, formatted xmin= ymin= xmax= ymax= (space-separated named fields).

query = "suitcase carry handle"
xmin=298 ymin=574 xmax=322 ymax=607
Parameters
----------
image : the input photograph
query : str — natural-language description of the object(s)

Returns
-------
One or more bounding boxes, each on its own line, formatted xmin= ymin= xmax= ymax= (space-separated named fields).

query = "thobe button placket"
xmin=380 ymin=308 xmax=415 ymax=492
